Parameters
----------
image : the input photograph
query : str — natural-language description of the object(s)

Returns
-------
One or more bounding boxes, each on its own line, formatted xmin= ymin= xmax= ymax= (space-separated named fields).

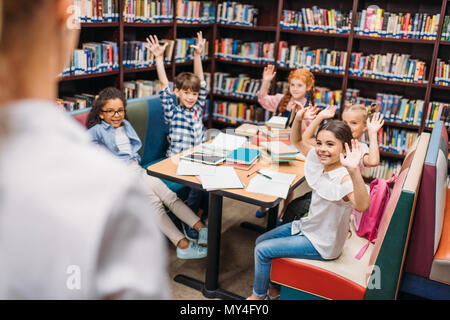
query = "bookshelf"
xmin=60 ymin=0 xmax=450 ymax=163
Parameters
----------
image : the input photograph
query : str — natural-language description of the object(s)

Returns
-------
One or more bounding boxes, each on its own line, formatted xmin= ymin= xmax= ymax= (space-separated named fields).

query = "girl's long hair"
xmin=86 ymin=87 xmax=127 ymax=129
xmin=278 ymin=68 xmax=315 ymax=115
xmin=317 ymin=120 xmax=353 ymax=149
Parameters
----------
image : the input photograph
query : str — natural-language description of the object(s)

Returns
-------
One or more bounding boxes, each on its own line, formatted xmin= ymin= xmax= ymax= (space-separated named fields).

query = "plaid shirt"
xmin=160 ymin=81 xmax=208 ymax=157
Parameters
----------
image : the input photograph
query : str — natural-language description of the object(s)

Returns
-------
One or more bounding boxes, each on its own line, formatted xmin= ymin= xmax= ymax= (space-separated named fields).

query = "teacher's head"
xmin=0 ymin=0 xmax=79 ymax=102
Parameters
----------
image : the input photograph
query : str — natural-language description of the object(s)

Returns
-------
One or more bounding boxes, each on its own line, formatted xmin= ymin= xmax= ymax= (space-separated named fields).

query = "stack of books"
xmin=265 ymin=116 xmax=288 ymax=129
xmin=260 ymin=141 xmax=298 ymax=163
xmin=258 ymin=126 xmax=291 ymax=142
xmin=224 ymin=147 xmax=261 ymax=170
xmin=235 ymin=123 xmax=260 ymax=137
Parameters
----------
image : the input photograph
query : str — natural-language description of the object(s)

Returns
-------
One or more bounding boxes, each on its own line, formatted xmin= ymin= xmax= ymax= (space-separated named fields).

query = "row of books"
xmin=362 ymin=159 xmax=402 ymax=180
xmin=349 ymin=52 xmax=427 ymax=84
xmin=173 ymin=38 xmax=209 ymax=63
xmin=57 ymin=93 xmax=96 ymax=112
xmin=355 ymin=8 xmax=439 ymax=40
xmin=124 ymin=79 xmax=166 ymax=99
xmin=216 ymin=1 xmax=258 ymax=27
xmin=123 ymin=0 xmax=173 ymax=23
xmin=75 ymin=0 xmax=119 ymax=23
xmin=175 ymin=0 xmax=215 ymax=24
xmin=214 ymin=38 xmax=275 ymax=64
xmin=213 ymin=73 xmax=261 ymax=100
xmin=425 ymin=102 xmax=450 ymax=129
xmin=212 ymin=101 xmax=273 ymax=125
xmin=376 ymin=94 xmax=423 ymax=126
xmin=377 ymin=127 xmax=418 ymax=155
xmin=62 ymin=42 xmax=119 ymax=76
xmin=441 ymin=16 xmax=450 ymax=41
xmin=277 ymin=44 xmax=347 ymax=75
xmin=434 ymin=59 xmax=450 ymax=86
xmin=280 ymin=7 xmax=351 ymax=34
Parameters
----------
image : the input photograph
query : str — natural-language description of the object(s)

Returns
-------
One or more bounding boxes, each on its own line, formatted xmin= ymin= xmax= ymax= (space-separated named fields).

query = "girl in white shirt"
xmin=248 ymin=106 xmax=370 ymax=300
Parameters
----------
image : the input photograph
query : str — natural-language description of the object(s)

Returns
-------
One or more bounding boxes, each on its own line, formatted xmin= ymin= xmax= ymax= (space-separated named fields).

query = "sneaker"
xmin=198 ymin=227 xmax=208 ymax=246
xmin=182 ymin=223 xmax=199 ymax=241
xmin=176 ymin=241 xmax=207 ymax=259
xmin=255 ymin=209 xmax=268 ymax=218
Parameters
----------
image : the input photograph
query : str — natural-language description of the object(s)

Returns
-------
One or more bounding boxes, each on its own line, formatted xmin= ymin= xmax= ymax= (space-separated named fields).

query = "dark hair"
xmin=317 ymin=120 xmax=353 ymax=148
xmin=86 ymin=87 xmax=127 ymax=129
xmin=175 ymin=72 xmax=201 ymax=92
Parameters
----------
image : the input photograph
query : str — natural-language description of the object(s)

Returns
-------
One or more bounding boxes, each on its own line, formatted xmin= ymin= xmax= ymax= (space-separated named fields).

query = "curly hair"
xmin=343 ymin=102 xmax=378 ymax=122
xmin=86 ymin=87 xmax=127 ymax=129
xmin=278 ymin=68 xmax=315 ymax=115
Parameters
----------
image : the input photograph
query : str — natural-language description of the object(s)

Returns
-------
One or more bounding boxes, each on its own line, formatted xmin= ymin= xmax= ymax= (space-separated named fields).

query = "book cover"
xmin=226 ymin=147 xmax=260 ymax=165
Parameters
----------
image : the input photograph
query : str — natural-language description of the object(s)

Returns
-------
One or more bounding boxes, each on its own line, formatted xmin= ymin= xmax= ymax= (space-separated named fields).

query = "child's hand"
xmin=191 ymin=31 xmax=206 ymax=56
xmin=340 ymin=139 xmax=362 ymax=170
xmin=146 ymin=35 xmax=168 ymax=58
xmin=262 ymin=64 xmax=276 ymax=82
xmin=296 ymin=105 xmax=318 ymax=121
xmin=366 ymin=112 xmax=384 ymax=135
xmin=318 ymin=105 xmax=336 ymax=120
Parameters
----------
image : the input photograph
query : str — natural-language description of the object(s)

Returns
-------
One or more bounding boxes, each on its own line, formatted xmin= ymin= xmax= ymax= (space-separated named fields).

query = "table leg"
xmin=240 ymin=204 xmax=279 ymax=233
xmin=173 ymin=192 xmax=244 ymax=300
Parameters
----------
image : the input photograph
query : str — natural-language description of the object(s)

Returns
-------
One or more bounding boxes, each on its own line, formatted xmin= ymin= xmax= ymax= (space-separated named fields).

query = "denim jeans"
xmin=253 ymin=222 xmax=324 ymax=299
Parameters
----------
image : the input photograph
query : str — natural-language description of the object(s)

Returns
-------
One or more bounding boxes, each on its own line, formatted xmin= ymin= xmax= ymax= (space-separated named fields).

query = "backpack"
xmin=352 ymin=174 xmax=398 ymax=259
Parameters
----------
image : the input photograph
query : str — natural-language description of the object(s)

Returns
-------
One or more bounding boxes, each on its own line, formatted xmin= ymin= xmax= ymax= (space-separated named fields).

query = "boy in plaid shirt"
xmin=148 ymin=32 xmax=209 ymax=239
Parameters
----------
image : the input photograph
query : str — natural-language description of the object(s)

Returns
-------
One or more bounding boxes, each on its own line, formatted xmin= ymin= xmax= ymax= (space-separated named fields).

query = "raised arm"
xmin=259 ymin=64 xmax=276 ymax=96
xmin=191 ymin=31 xmax=205 ymax=82
xmin=302 ymin=105 xmax=336 ymax=146
xmin=340 ymin=140 xmax=370 ymax=212
xmin=291 ymin=106 xmax=318 ymax=156
xmin=146 ymin=35 xmax=169 ymax=89
xmin=363 ymin=112 xmax=384 ymax=167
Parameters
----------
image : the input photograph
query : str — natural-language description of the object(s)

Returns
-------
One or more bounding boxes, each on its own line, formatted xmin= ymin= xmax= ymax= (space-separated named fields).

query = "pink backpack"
xmin=353 ymin=174 xmax=398 ymax=259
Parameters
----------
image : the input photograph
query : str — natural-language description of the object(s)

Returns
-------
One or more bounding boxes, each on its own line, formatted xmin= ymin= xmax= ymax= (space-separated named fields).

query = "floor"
xmin=166 ymin=182 xmax=311 ymax=300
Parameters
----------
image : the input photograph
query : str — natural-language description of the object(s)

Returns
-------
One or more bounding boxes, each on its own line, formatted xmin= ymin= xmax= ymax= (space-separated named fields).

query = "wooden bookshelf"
xmin=60 ymin=0 xmax=450 ymax=162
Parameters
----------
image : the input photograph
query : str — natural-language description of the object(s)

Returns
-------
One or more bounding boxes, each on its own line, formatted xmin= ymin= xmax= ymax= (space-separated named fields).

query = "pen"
xmin=257 ymin=171 xmax=273 ymax=180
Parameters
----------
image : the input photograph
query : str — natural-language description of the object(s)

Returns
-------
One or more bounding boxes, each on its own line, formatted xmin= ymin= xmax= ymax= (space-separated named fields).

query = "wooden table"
xmin=147 ymin=146 xmax=305 ymax=300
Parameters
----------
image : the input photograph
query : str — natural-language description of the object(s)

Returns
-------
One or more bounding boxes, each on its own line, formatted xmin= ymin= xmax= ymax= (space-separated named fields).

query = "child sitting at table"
xmin=147 ymin=31 xmax=209 ymax=240
xmin=87 ymin=87 xmax=208 ymax=259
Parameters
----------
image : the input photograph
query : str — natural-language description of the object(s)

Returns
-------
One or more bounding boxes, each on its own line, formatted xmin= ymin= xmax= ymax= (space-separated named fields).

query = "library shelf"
xmin=174 ymin=58 xmax=212 ymax=67
xmin=277 ymin=66 xmax=345 ymax=78
xmin=176 ymin=23 xmax=214 ymax=28
xmin=213 ymin=93 xmax=258 ymax=104
xmin=217 ymin=24 xmax=277 ymax=32
xmin=280 ymin=29 xmax=349 ymax=38
xmin=123 ymin=22 xmax=173 ymax=28
xmin=59 ymin=70 xmax=120 ymax=82
xmin=440 ymin=40 xmax=450 ymax=46
xmin=352 ymin=35 xmax=435 ymax=45
xmin=215 ymin=59 xmax=268 ymax=68
xmin=380 ymin=151 xmax=406 ymax=159
xmin=80 ymin=22 xmax=119 ymax=28
xmin=383 ymin=121 xmax=420 ymax=130
xmin=431 ymin=84 xmax=450 ymax=90
xmin=347 ymin=75 xmax=428 ymax=88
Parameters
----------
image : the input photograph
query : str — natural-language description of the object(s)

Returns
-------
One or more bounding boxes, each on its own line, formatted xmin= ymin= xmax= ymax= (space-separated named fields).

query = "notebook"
xmin=225 ymin=147 xmax=261 ymax=165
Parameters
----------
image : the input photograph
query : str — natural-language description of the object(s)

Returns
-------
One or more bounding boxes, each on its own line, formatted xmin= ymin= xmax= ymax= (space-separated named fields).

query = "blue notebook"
xmin=226 ymin=148 xmax=261 ymax=165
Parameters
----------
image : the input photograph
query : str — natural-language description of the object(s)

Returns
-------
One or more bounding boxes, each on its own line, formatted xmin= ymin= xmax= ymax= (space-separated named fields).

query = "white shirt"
xmin=292 ymin=147 xmax=354 ymax=260
xmin=0 ymin=100 xmax=170 ymax=299
xmin=115 ymin=126 xmax=132 ymax=155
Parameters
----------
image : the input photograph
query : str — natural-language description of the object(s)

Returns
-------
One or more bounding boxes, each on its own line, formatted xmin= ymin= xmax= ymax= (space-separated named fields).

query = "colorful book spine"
xmin=174 ymin=38 xmax=209 ymax=63
xmin=217 ymin=1 xmax=258 ymax=27
xmin=434 ymin=58 xmax=450 ymax=86
xmin=277 ymin=43 xmax=346 ymax=75
xmin=425 ymin=102 xmax=450 ymax=130
xmin=362 ymin=159 xmax=402 ymax=180
xmin=355 ymin=9 xmax=439 ymax=40
xmin=441 ymin=16 xmax=450 ymax=41
xmin=75 ymin=0 xmax=120 ymax=23
xmin=349 ymin=52 xmax=427 ymax=84
xmin=122 ymin=0 xmax=173 ymax=23
xmin=212 ymin=101 xmax=273 ymax=125
xmin=280 ymin=7 xmax=351 ymax=34
xmin=176 ymin=0 xmax=215 ymax=24
xmin=214 ymin=38 xmax=275 ymax=64
xmin=213 ymin=73 xmax=261 ymax=100
xmin=375 ymin=127 xmax=418 ymax=155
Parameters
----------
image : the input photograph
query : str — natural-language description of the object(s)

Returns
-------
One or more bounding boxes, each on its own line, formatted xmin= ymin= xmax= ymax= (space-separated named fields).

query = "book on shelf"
xmin=217 ymin=1 xmax=258 ymax=27
xmin=57 ymin=93 xmax=96 ymax=112
xmin=355 ymin=8 xmax=439 ymax=40
xmin=213 ymin=101 xmax=272 ymax=125
xmin=277 ymin=43 xmax=347 ymax=75
xmin=175 ymin=38 xmax=208 ymax=63
xmin=75 ymin=0 xmax=119 ymax=23
xmin=176 ymin=0 xmax=215 ymax=24
xmin=362 ymin=159 xmax=402 ymax=180
xmin=441 ymin=16 xmax=450 ymax=41
xmin=61 ymin=42 xmax=119 ymax=76
xmin=280 ymin=7 xmax=351 ymax=34
xmin=434 ymin=58 xmax=450 ymax=86
xmin=265 ymin=116 xmax=288 ymax=129
xmin=123 ymin=0 xmax=173 ymax=23
xmin=214 ymin=38 xmax=275 ymax=64
xmin=123 ymin=41 xmax=154 ymax=68
xmin=349 ymin=52 xmax=427 ymax=84
xmin=213 ymin=73 xmax=261 ymax=100
xmin=375 ymin=127 xmax=418 ymax=155
xmin=425 ymin=102 xmax=450 ymax=130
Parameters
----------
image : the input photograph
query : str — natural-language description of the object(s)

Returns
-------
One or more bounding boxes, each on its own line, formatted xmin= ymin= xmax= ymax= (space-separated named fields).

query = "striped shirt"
xmin=160 ymin=81 xmax=208 ymax=157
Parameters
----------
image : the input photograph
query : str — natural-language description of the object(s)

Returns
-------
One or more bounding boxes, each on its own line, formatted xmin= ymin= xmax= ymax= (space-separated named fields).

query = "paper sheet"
xmin=198 ymin=166 xmax=244 ymax=191
xmin=176 ymin=160 xmax=217 ymax=176
xmin=246 ymin=169 xmax=296 ymax=199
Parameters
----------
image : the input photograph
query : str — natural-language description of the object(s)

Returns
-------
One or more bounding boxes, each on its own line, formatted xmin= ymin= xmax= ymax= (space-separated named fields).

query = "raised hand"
xmin=296 ymin=105 xmax=318 ymax=121
xmin=340 ymin=139 xmax=362 ymax=170
xmin=318 ymin=105 xmax=336 ymax=120
xmin=191 ymin=31 xmax=206 ymax=56
xmin=366 ymin=112 xmax=384 ymax=135
xmin=146 ymin=35 xmax=168 ymax=58
xmin=262 ymin=64 xmax=276 ymax=82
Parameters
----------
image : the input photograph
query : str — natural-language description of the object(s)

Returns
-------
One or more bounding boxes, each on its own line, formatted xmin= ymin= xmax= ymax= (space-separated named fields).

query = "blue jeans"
xmin=253 ymin=222 xmax=324 ymax=299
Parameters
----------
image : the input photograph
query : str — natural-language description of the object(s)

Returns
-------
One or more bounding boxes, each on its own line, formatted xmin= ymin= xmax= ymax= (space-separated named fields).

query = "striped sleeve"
xmin=159 ymin=87 xmax=176 ymax=123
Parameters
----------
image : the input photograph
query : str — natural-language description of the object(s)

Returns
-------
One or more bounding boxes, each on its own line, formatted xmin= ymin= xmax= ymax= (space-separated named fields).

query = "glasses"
xmin=101 ymin=109 xmax=125 ymax=116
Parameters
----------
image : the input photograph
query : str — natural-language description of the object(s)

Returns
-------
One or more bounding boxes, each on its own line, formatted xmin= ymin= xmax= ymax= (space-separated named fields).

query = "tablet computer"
xmin=180 ymin=152 xmax=225 ymax=166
